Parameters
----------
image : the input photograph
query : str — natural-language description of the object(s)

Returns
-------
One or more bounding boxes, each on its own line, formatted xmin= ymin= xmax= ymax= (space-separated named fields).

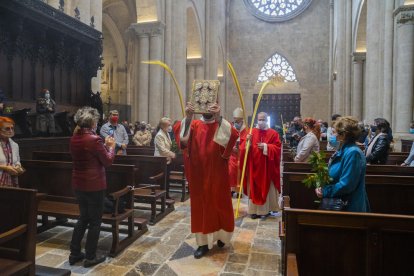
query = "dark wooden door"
xmin=252 ymin=93 xmax=301 ymax=126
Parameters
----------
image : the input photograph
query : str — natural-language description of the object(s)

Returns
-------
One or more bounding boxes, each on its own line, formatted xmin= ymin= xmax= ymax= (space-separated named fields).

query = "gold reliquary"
xmin=190 ymin=80 xmax=220 ymax=114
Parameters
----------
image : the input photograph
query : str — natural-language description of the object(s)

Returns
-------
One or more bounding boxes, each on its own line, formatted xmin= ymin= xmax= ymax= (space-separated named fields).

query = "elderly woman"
xmin=315 ymin=116 xmax=370 ymax=212
xmin=0 ymin=117 xmax=24 ymax=187
xmin=154 ymin=117 xmax=176 ymax=199
xmin=365 ymin=118 xmax=391 ymax=164
xmin=294 ymin=117 xmax=320 ymax=162
xmin=69 ymin=107 xmax=115 ymax=268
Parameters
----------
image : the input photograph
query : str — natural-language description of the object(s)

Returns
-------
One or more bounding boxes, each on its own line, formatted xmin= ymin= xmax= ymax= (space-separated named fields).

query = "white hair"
xmin=257 ymin=112 xmax=268 ymax=121
xmin=74 ymin=106 xmax=100 ymax=128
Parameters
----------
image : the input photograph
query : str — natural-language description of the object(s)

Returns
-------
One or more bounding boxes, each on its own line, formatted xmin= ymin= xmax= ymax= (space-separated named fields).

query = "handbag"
xmin=319 ymin=198 xmax=347 ymax=211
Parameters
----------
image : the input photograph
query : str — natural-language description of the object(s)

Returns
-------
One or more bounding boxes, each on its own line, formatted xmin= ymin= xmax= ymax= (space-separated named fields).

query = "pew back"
xmin=283 ymin=162 xmax=414 ymax=176
xmin=31 ymin=151 xmax=167 ymax=189
xmin=282 ymin=172 xmax=414 ymax=215
xmin=284 ymin=208 xmax=414 ymax=276
xmin=0 ymin=187 xmax=37 ymax=276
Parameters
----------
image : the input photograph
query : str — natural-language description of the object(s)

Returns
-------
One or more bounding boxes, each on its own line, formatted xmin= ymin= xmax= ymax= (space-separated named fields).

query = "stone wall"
xmin=226 ymin=0 xmax=330 ymax=122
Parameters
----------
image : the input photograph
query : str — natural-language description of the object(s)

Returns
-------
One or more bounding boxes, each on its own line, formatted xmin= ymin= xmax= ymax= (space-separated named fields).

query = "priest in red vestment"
xmin=229 ymin=107 xmax=246 ymax=197
xmin=180 ymin=102 xmax=238 ymax=259
xmin=240 ymin=112 xmax=281 ymax=219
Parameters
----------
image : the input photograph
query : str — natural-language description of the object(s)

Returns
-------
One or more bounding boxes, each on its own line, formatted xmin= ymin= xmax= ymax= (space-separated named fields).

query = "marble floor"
xmin=35 ymin=195 xmax=282 ymax=276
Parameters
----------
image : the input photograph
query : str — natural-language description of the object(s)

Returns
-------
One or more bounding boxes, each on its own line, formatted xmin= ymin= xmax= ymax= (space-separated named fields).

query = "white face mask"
xmin=44 ymin=93 xmax=50 ymax=99
xmin=167 ymin=126 xmax=172 ymax=132
xmin=257 ymin=120 xmax=267 ymax=130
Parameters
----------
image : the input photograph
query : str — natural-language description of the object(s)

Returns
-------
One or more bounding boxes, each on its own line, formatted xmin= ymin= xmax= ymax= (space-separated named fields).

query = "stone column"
xmin=394 ymin=7 xmax=414 ymax=133
xmin=76 ymin=0 xmax=91 ymax=25
xmin=351 ymin=52 xmax=365 ymax=119
xmin=148 ymin=22 xmax=165 ymax=125
xmin=186 ymin=64 xmax=195 ymax=102
xmin=90 ymin=0 xmax=102 ymax=94
xmin=130 ymin=22 xmax=165 ymax=123
xmin=382 ymin=0 xmax=394 ymax=120
xmin=163 ymin=0 xmax=172 ymax=117
xmin=47 ymin=0 xmax=59 ymax=10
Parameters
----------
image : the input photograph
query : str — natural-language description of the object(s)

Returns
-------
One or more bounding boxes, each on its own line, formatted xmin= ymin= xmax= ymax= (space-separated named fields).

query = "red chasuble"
xmin=183 ymin=119 xmax=238 ymax=234
xmin=239 ymin=128 xmax=281 ymax=205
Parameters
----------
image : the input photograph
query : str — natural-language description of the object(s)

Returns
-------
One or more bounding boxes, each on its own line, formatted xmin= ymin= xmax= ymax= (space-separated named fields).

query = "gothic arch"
xmin=186 ymin=2 xmax=203 ymax=58
xmin=353 ymin=0 xmax=367 ymax=52
xmin=102 ymin=13 xmax=126 ymax=66
xmin=257 ymin=52 xmax=298 ymax=83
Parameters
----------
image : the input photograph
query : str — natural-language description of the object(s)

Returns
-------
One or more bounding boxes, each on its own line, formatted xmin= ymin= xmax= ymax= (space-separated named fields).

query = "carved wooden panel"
xmin=252 ymin=93 xmax=301 ymax=126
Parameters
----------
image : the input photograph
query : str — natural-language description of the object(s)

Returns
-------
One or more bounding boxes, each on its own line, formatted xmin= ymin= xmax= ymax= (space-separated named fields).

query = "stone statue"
xmin=36 ymin=89 xmax=56 ymax=136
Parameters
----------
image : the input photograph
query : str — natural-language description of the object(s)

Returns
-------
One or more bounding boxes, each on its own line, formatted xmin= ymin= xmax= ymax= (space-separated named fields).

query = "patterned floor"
xmin=35 ymin=195 xmax=282 ymax=276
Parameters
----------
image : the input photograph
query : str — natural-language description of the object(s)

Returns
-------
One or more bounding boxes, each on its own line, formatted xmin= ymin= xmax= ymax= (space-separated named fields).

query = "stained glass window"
xmin=243 ymin=0 xmax=313 ymax=22
xmin=257 ymin=53 xmax=297 ymax=82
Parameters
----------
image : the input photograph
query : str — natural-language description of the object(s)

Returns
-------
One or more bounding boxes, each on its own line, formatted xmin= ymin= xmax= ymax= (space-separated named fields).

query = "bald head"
xmin=257 ymin=112 xmax=268 ymax=122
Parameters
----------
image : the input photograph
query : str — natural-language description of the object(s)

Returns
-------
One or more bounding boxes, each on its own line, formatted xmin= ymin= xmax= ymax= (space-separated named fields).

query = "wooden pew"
xmin=15 ymin=137 xmax=71 ymax=159
xmin=282 ymin=172 xmax=414 ymax=215
xmin=32 ymin=151 xmax=174 ymax=225
xmin=0 ymin=187 xmax=37 ymax=276
xmin=126 ymin=147 xmax=155 ymax=156
xmin=126 ymin=147 xmax=188 ymax=202
xmin=401 ymin=139 xmax=413 ymax=152
xmin=282 ymin=151 xmax=408 ymax=165
xmin=282 ymin=207 xmax=414 ymax=276
xmin=283 ymin=162 xmax=414 ymax=176
xmin=19 ymin=160 xmax=147 ymax=257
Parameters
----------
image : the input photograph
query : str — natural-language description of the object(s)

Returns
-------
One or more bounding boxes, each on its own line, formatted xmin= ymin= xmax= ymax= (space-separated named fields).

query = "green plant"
xmin=302 ymin=151 xmax=332 ymax=189
xmin=171 ymin=140 xmax=179 ymax=153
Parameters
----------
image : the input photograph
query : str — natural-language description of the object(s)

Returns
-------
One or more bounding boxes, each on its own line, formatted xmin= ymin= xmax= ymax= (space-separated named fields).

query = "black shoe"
xmin=69 ymin=252 xmax=85 ymax=265
xmin=250 ymin=214 xmax=259 ymax=219
xmin=194 ymin=245 xmax=209 ymax=259
xmin=217 ymin=240 xmax=225 ymax=248
xmin=83 ymin=256 xmax=106 ymax=268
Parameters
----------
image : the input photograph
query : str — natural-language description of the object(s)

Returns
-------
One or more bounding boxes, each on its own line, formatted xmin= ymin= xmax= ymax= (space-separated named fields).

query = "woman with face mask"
xmin=132 ymin=123 xmax=152 ymax=146
xmin=154 ymin=117 xmax=176 ymax=200
xmin=294 ymin=118 xmax=320 ymax=162
xmin=364 ymin=118 xmax=391 ymax=165
xmin=0 ymin=117 xmax=24 ymax=187
xmin=154 ymin=117 xmax=176 ymax=164
xmin=315 ymin=116 xmax=370 ymax=212
xmin=401 ymin=121 xmax=414 ymax=167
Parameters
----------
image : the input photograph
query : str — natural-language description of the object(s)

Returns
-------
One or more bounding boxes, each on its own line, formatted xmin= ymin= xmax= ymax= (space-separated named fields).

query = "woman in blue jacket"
xmin=315 ymin=116 xmax=370 ymax=212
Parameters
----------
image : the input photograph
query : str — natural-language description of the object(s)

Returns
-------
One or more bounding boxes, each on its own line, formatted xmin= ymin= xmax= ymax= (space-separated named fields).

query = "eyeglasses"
xmin=1 ymin=127 xmax=14 ymax=131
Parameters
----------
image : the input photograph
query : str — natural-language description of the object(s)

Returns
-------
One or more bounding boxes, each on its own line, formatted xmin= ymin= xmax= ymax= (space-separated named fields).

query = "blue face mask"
xmin=329 ymin=135 xmax=338 ymax=146
xmin=234 ymin=122 xmax=242 ymax=130
xmin=410 ymin=128 xmax=414 ymax=134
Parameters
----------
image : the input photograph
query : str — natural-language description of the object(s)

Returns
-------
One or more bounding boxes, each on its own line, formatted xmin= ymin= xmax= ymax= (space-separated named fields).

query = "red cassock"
xmin=239 ymin=128 xmax=281 ymax=205
xmin=183 ymin=120 xmax=238 ymax=234
xmin=228 ymin=127 xmax=247 ymax=188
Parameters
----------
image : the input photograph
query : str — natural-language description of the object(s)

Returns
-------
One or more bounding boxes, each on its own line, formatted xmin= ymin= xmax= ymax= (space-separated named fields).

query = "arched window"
xmin=243 ymin=0 xmax=313 ymax=22
xmin=257 ymin=53 xmax=297 ymax=82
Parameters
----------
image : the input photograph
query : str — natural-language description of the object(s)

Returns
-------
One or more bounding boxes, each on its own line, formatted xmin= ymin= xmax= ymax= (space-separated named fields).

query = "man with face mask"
xmin=229 ymin=107 xmax=246 ymax=197
xmin=100 ymin=110 xmax=129 ymax=155
xmin=180 ymin=102 xmax=238 ymax=259
xmin=36 ymin=89 xmax=56 ymax=136
xmin=286 ymin=116 xmax=304 ymax=148
xmin=239 ymin=112 xmax=281 ymax=219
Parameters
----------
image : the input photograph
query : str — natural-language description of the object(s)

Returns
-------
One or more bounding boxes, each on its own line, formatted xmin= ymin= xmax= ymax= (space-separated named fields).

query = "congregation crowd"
xmin=0 ymin=102 xmax=413 ymax=265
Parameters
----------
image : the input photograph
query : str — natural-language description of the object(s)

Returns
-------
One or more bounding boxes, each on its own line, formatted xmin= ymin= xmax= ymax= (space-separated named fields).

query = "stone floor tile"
xmin=112 ymin=250 xmax=145 ymax=266
xmin=134 ymin=262 xmax=161 ymax=276
xmin=88 ymin=264 xmax=130 ymax=276
xmin=223 ymin=262 xmax=246 ymax=273
xmin=227 ymin=253 xmax=249 ymax=264
xmin=169 ymin=242 xmax=195 ymax=261
xmin=251 ymin=239 xmax=281 ymax=254
xmin=248 ymin=253 xmax=279 ymax=271
xmin=153 ymin=264 xmax=178 ymax=276
xmin=36 ymin=253 xmax=68 ymax=267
